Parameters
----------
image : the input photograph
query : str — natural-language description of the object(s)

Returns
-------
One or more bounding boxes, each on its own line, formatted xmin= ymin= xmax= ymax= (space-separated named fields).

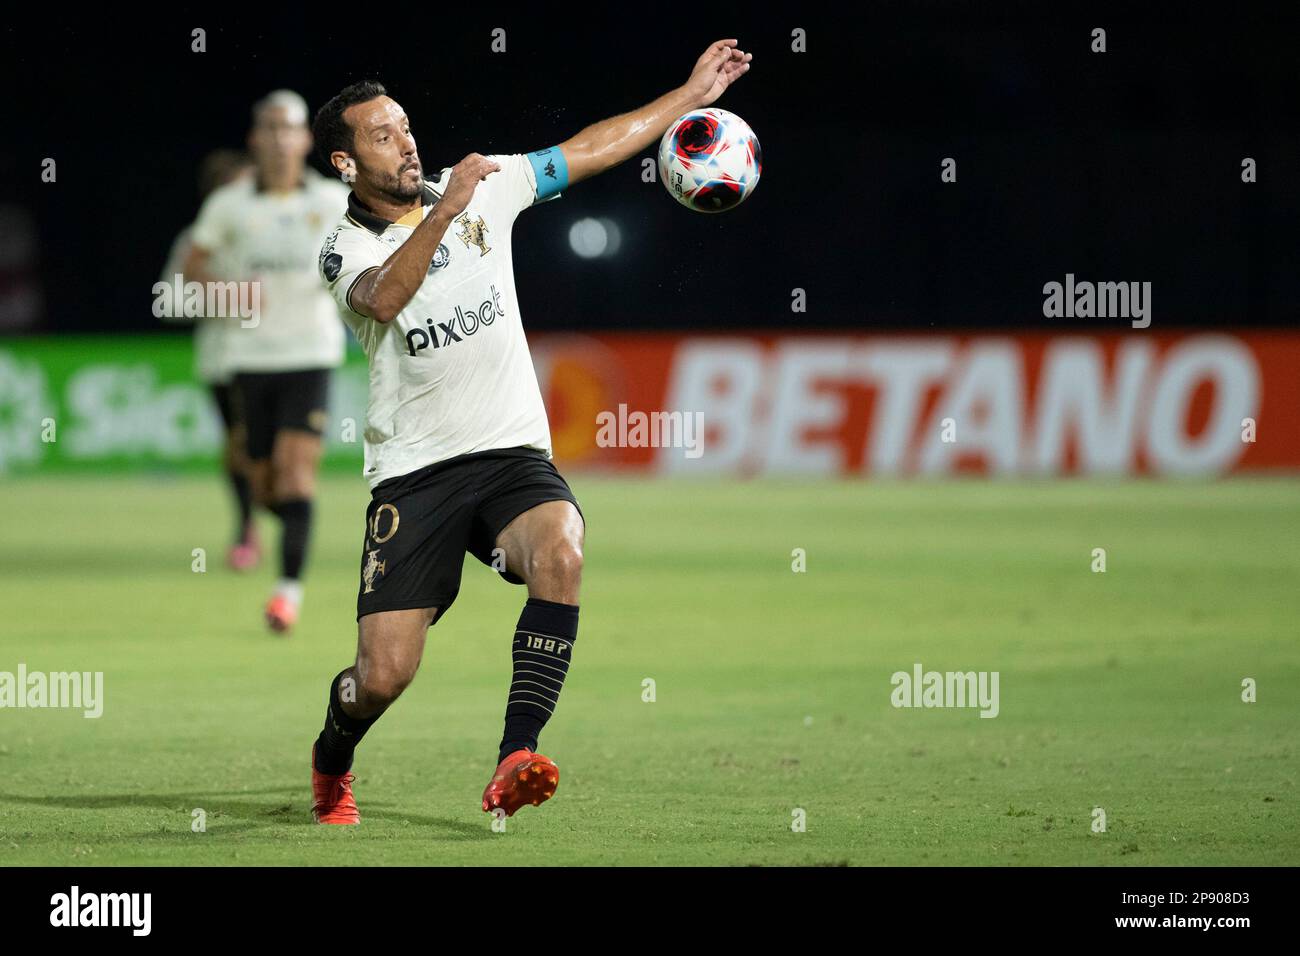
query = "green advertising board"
xmin=0 ymin=335 xmax=369 ymax=474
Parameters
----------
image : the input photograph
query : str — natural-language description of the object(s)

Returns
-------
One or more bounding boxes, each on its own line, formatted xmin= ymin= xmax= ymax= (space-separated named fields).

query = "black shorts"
xmin=209 ymin=383 xmax=240 ymax=432
xmin=230 ymin=368 xmax=331 ymax=460
xmin=356 ymin=447 xmax=583 ymax=623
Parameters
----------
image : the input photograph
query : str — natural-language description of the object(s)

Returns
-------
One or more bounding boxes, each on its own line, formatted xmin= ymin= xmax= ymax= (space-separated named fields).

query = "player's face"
xmin=249 ymin=105 xmax=312 ymax=170
xmin=344 ymin=96 xmax=423 ymax=202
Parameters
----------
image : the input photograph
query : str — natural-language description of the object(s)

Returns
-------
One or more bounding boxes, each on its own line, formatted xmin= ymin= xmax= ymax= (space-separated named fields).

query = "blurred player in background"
xmin=183 ymin=90 xmax=349 ymax=634
xmin=305 ymin=39 xmax=751 ymax=824
xmin=160 ymin=149 xmax=258 ymax=569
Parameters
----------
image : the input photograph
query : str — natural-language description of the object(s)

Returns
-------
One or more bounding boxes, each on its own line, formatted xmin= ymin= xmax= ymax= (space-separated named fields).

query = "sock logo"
xmin=329 ymin=704 xmax=353 ymax=737
xmin=521 ymin=633 xmax=571 ymax=656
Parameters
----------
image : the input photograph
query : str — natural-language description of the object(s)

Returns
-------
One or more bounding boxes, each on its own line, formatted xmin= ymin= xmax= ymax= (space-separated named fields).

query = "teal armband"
xmin=526 ymin=146 xmax=568 ymax=200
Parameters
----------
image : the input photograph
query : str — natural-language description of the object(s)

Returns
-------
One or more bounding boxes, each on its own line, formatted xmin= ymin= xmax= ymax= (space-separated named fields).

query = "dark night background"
xmin=4 ymin=6 xmax=1297 ymax=335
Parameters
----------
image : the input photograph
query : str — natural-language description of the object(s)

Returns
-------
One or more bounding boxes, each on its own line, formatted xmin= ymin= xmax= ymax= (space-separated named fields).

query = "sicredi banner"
xmin=1 ymin=332 xmax=1296 ymax=476
xmin=0 ymin=336 xmax=368 ymax=475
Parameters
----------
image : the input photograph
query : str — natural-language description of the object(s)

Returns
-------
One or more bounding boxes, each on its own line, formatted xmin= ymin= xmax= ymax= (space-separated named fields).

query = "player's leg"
xmin=492 ymin=499 xmax=584 ymax=754
xmin=310 ymin=463 xmax=472 ymax=822
xmin=310 ymin=606 xmax=435 ymax=824
xmin=211 ymin=383 xmax=259 ymax=570
xmin=262 ymin=428 xmax=322 ymax=630
xmin=471 ymin=457 xmax=585 ymax=816
xmin=262 ymin=369 xmax=330 ymax=633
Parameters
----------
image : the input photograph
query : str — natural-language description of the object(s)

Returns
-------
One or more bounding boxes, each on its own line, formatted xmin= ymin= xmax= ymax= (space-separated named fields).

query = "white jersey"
xmin=190 ymin=170 xmax=350 ymax=373
xmin=160 ymin=223 xmax=239 ymax=384
xmin=319 ymin=154 xmax=558 ymax=488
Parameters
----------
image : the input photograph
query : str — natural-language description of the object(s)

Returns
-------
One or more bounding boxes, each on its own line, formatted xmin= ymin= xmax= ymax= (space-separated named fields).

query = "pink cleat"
xmin=228 ymin=528 xmax=261 ymax=572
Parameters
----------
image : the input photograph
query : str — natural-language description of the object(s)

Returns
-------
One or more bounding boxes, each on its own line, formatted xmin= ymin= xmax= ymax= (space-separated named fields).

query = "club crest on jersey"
xmin=455 ymin=213 xmax=491 ymax=256
xmin=428 ymin=243 xmax=450 ymax=273
xmin=405 ymin=285 xmax=506 ymax=356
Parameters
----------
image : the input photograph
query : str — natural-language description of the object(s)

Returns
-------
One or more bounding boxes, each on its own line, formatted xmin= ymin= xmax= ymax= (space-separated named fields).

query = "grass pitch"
xmin=1 ymin=474 xmax=1297 ymax=866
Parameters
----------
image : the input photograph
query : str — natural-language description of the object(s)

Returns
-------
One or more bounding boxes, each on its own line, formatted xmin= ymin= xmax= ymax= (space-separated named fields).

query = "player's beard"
xmin=377 ymin=163 xmax=423 ymax=203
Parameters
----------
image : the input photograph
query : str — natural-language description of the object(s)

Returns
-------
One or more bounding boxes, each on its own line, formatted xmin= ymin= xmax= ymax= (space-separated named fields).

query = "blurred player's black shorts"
xmin=230 ymin=368 xmax=331 ymax=460
xmin=355 ymin=447 xmax=583 ymax=623
xmin=209 ymin=383 xmax=241 ymax=431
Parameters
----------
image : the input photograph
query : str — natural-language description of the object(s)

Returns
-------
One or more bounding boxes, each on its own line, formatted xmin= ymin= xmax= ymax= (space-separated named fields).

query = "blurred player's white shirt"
xmin=320 ymin=154 xmax=556 ymax=488
xmin=160 ymin=223 xmax=237 ymax=384
xmin=191 ymin=169 xmax=349 ymax=372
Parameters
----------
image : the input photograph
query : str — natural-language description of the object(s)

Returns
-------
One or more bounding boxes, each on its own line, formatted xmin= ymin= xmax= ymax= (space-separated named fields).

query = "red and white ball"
xmin=657 ymin=108 xmax=762 ymax=213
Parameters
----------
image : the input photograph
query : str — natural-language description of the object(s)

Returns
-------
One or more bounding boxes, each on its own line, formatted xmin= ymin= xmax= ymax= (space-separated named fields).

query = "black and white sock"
xmin=499 ymin=598 xmax=579 ymax=762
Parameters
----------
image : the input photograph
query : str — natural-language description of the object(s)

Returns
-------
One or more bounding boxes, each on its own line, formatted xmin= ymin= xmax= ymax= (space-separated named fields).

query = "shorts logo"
xmin=405 ymin=285 xmax=506 ymax=356
xmin=307 ymin=408 xmax=328 ymax=432
xmin=455 ymin=213 xmax=491 ymax=257
xmin=362 ymin=504 xmax=399 ymax=594
xmin=362 ymin=549 xmax=386 ymax=594
xmin=428 ymin=243 xmax=450 ymax=273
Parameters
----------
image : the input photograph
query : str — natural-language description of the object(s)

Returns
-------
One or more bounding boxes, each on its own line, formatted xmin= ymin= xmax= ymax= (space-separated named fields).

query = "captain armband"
xmin=525 ymin=147 xmax=568 ymax=201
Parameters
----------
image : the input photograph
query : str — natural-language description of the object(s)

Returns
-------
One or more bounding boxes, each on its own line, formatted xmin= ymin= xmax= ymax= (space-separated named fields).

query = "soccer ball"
xmin=658 ymin=108 xmax=762 ymax=213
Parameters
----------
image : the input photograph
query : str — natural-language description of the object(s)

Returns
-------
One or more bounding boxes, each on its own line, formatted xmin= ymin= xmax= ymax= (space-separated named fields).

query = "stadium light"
xmin=568 ymin=217 xmax=621 ymax=259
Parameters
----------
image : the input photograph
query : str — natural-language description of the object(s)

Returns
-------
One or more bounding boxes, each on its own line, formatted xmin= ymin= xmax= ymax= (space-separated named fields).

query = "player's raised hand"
xmin=685 ymin=39 xmax=752 ymax=107
xmin=440 ymin=153 xmax=501 ymax=217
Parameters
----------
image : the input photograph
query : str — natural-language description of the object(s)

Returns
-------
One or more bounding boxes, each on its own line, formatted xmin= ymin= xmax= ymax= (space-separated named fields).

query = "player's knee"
xmin=270 ymin=464 xmax=315 ymax=502
xmin=526 ymin=538 xmax=583 ymax=587
xmin=249 ymin=471 xmax=273 ymax=507
xmin=357 ymin=661 xmax=414 ymax=707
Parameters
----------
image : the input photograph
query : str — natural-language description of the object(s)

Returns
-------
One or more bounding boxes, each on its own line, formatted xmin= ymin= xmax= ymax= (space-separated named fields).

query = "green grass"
xmin=1 ymin=475 xmax=1297 ymax=865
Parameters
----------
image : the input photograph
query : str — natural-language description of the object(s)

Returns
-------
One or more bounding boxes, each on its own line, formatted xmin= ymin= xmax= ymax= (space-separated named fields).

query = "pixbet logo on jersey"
xmin=405 ymin=285 xmax=506 ymax=356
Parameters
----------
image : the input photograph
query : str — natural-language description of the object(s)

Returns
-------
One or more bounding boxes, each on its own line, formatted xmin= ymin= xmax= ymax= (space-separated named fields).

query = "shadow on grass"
xmin=0 ymin=788 xmax=489 ymax=841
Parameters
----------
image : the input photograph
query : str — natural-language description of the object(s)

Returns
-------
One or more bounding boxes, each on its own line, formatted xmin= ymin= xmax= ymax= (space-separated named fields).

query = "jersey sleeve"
xmin=188 ymin=186 xmax=234 ymax=252
xmin=486 ymin=150 xmax=566 ymax=219
xmin=157 ymin=226 xmax=195 ymax=324
xmin=319 ymin=226 xmax=383 ymax=317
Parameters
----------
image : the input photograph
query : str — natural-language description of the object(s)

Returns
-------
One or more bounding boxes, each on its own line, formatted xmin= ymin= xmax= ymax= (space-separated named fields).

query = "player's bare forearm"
xmin=558 ymin=39 xmax=752 ymax=185
xmin=558 ymin=86 xmax=699 ymax=185
xmin=353 ymin=205 xmax=455 ymax=324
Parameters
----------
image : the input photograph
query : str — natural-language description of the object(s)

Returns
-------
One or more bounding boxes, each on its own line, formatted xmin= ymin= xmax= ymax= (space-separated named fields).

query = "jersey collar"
xmin=254 ymin=173 xmax=309 ymax=194
xmin=346 ymin=178 xmax=444 ymax=236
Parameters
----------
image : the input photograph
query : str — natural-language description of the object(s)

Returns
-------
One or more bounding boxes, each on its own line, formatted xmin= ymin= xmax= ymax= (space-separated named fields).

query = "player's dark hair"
xmin=312 ymin=80 xmax=388 ymax=169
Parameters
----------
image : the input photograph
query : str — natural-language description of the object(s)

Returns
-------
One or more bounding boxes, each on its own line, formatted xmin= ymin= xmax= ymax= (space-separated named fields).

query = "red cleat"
xmin=482 ymin=749 xmax=560 ymax=817
xmin=311 ymin=744 xmax=360 ymax=825
xmin=265 ymin=594 xmax=298 ymax=634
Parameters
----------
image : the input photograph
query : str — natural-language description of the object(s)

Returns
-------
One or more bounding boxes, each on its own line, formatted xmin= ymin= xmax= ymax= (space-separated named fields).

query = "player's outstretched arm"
xmin=351 ymin=153 xmax=500 ymax=324
xmin=557 ymin=38 xmax=752 ymax=186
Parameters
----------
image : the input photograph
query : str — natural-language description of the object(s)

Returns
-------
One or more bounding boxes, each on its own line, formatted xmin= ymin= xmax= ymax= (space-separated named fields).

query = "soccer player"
xmin=183 ymin=90 xmax=350 ymax=633
xmin=307 ymin=39 xmax=752 ymax=823
xmin=160 ymin=149 xmax=259 ymax=570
